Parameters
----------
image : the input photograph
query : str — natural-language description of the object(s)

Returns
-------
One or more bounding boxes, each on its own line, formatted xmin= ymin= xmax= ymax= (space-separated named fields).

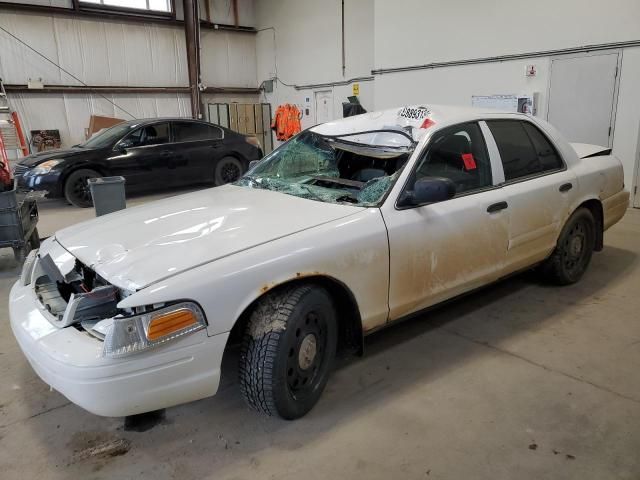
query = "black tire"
xmin=13 ymin=227 xmax=40 ymax=264
xmin=214 ymin=156 xmax=244 ymax=186
xmin=239 ymin=284 xmax=337 ymax=419
xmin=539 ymin=208 xmax=596 ymax=285
xmin=64 ymin=169 xmax=100 ymax=208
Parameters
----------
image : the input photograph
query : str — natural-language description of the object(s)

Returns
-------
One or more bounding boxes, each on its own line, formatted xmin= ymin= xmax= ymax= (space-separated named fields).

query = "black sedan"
xmin=14 ymin=118 xmax=263 ymax=207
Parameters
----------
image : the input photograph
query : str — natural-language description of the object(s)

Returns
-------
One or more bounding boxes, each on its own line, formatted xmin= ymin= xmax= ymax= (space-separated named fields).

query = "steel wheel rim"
xmin=562 ymin=220 xmax=589 ymax=273
xmin=285 ymin=310 xmax=327 ymax=400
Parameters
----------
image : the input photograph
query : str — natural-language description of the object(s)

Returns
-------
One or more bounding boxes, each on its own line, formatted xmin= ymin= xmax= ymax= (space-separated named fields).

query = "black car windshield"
xmin=79 ymin=122 xmax=138 ymax=149
xmin=234 ymin=129 xmax=415 ymax=206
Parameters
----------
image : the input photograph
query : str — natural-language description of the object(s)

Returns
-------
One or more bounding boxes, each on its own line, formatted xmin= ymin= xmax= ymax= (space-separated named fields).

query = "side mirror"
xmin=398 ymin=177 xmax=456 ymax=208
xmin=248 ymin=160 xmax=260 ymax=170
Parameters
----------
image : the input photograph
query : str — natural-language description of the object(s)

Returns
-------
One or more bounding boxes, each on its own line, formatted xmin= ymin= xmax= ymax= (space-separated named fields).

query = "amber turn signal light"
xmin=147 ymin=308 xmax=198 ymax=341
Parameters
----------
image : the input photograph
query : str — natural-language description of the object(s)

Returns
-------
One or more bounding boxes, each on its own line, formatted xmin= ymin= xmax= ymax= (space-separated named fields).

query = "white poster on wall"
xmin=472 ymin=94 xmax=536 ymax=115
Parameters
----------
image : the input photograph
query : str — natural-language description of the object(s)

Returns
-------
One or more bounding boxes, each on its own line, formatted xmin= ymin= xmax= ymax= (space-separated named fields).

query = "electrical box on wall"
xmin=27 ymin=78 xmax=44 ymax=89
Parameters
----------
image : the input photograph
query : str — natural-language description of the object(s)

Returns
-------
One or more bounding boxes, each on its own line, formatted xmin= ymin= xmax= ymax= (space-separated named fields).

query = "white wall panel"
xmin=207 ymin=0 xmax=255 ymax=26
xmin=1 ymin=4 xmax=258 ymax=150
xmin=374 ymin=0 xmax=640 ymax=69
xmin=255 ymin=0 xmax=374 ymax=137
xmin=176 ymin=0 xmax=256 ymax=26
xmin=201 ymin=29 xmax=257 ymax=87
xmin=343 ymin=0 xmax=374 ymax=80
xmin=256 ymin=0 xmax=343 ymax=85
xmin=0 ymin=12 xmax=188 ymax=86
xmin=0 ymin=13 xmax=64 ymax=83
xmin=612 ymin=47 xmax=640 ymax=192
xmin=374 ymin=59 xmax=551 ymax=114
xmin=11 ymin=93 xmax=190 ymax=146
xmin=0 ymin=0 xmax=71 ymax=7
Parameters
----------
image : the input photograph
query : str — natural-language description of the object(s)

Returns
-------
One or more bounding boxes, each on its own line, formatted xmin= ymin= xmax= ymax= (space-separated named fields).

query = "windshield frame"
xmin=239 ymin=127 xmax=417 ymax=208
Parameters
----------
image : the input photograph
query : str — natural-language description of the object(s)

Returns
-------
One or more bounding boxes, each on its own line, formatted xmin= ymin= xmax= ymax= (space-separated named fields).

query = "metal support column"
xmin=183 ymin=0 xmax=201 ymax=118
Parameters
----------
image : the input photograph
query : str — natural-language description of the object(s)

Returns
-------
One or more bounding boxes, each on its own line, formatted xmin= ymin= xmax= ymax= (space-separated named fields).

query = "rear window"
xmin=522 ymin=122 xmax=563 ymax=171
xmin=487 ymin=120 xmax=563 ymax=181
xmin=173 ymin=122 xmax=223 ymax=142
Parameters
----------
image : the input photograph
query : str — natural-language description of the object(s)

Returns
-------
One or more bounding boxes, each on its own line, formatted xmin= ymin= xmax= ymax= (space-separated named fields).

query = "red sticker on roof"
xmin=462 ymin=153 xmax=477 ymax=170
xmin=420 ymin=118 xmax=436 ymax=129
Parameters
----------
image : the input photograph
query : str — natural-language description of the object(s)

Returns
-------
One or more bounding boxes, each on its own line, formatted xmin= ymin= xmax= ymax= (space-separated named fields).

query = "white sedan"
xmin=9 ymin=105 xmax=629 ymax=419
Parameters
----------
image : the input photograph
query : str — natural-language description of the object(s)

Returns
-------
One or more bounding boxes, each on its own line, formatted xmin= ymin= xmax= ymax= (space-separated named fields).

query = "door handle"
xmin=487 ymin=201 xmax=508 ymax=213
xmin=160 ymin=150 xmax=171 ymax=157
xmin=559 ymin=182 xmax=573 ymax=192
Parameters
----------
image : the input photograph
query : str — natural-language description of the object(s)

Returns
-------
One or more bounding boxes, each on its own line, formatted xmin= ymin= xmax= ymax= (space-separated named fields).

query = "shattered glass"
xmin=356 ymin=172 xmax=400 ymax=204
xmin=235 ymin=130 xmax=414 ymax=207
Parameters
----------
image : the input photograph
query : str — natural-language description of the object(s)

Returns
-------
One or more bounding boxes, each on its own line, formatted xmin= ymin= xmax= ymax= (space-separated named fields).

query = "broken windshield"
xmin=234 ymin=130 xmax=414 ymax=206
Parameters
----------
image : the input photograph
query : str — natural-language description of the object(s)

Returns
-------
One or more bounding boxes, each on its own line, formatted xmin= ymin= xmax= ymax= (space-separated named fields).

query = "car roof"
xmin=120 ymin=117 xmax=224 ymax=128
xmin=311 ymin=104 xmax=529 ymax=143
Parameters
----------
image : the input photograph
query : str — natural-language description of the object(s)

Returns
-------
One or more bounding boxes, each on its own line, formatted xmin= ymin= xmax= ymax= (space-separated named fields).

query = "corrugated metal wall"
xmin=0 ymin=1 xmax=257 ymax=148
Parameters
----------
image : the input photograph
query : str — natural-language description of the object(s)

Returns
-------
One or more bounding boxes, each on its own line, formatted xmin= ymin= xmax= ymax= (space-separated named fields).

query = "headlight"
xmin=32 ymin=159 xmax=61 ymax=175
xmin=102 ymin=302 xmax=206 ymax=358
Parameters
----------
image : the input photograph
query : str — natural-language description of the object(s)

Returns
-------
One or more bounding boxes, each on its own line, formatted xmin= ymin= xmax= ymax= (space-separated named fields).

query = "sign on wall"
xmin=471 ymin=94 xmax=536 ymax=115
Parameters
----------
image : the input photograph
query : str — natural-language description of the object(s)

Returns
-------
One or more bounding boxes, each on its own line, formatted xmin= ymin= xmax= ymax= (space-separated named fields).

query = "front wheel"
xmin=214 ymin=156 xmax=244 ymax=186
xmin=64 ymin=169 xmax=100 ymax=208
xmin=539 ymin=208 xmax=596 ymax=285
xmin=239 ymin=284 xmax=337 ymax=419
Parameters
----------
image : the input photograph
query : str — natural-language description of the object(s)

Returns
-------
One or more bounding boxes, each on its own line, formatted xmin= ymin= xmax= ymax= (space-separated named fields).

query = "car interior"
xmin=414 ymin=124 xmax=492 ymax=193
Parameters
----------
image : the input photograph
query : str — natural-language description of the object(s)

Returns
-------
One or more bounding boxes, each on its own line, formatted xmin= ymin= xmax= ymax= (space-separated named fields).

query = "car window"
xmin=522 ymin=122 xmax=564 ymax=171
xmin=173 ymin=122 xmax=223 ymax=142
xmin=122 ymin=123 xmax=170 ymax=148
xmin=487 ymin=120 xmax=563 ymax=181
xmin=413 ymin=122 xmax=492 ymax=194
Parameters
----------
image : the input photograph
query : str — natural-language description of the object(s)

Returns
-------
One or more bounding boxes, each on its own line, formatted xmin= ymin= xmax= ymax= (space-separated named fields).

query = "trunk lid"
xmin=571 ymin=143 xmax=612 ymax=159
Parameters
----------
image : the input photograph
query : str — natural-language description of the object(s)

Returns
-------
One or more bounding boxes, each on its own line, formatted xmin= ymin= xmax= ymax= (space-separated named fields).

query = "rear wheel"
xmin=539 ymin=208 xmax=596 ymax=285
xmin=64 ymin=169 xmax=100 ymax=208
xmin=214 ymin=156 xmax=244 ymax=186
xmin=239 ymin=284 xmax=337 ymax=419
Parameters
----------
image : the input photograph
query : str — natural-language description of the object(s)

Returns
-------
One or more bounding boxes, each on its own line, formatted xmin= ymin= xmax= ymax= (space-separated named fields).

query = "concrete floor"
xmin=0 ymin=192 xmax=638 ymax=480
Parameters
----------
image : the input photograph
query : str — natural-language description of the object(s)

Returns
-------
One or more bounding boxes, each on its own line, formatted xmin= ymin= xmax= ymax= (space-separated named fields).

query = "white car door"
xmin=382 ymin=122 xmax=510 ymax=321
xmin=484 ymin=120 xmax=578 ymax=273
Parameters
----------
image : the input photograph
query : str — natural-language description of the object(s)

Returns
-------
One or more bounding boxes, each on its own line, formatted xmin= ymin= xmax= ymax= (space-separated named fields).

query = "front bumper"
xmin=9 ymin=280 xmax=228 ymax=417
xmin=15 ymin=170 xmax=63 ymax=197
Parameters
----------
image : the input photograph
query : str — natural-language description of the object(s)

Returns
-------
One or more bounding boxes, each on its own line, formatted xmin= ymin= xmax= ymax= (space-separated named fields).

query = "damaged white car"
xmin=10 ymin=105 xmax=629 ymax=419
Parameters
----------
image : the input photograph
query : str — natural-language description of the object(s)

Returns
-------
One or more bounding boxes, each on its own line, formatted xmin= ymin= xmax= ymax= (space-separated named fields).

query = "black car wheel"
xmin=539 ymin=208 xmax=596 ymax=285
xmin=64 ymin=169 xmax=100 ymax=208
xmin=239 ymin=284 xmax=337 ymax=419
xmin=214 ymin=156 xmax=244 ymax=186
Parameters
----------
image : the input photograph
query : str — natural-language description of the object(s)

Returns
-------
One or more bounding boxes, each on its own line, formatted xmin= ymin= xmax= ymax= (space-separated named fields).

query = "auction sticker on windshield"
xmin=398 ymin=106 xmax=431 ymax=120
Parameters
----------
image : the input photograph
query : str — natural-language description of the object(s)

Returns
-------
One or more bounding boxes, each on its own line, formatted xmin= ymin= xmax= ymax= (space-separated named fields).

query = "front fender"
xmin=118 ymin=208 xmax=390 ymax=335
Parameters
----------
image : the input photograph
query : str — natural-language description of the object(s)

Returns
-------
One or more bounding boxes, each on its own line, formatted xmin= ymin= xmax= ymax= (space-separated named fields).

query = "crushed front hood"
xmin=54 ymin=185 xmax=362 ymax=291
